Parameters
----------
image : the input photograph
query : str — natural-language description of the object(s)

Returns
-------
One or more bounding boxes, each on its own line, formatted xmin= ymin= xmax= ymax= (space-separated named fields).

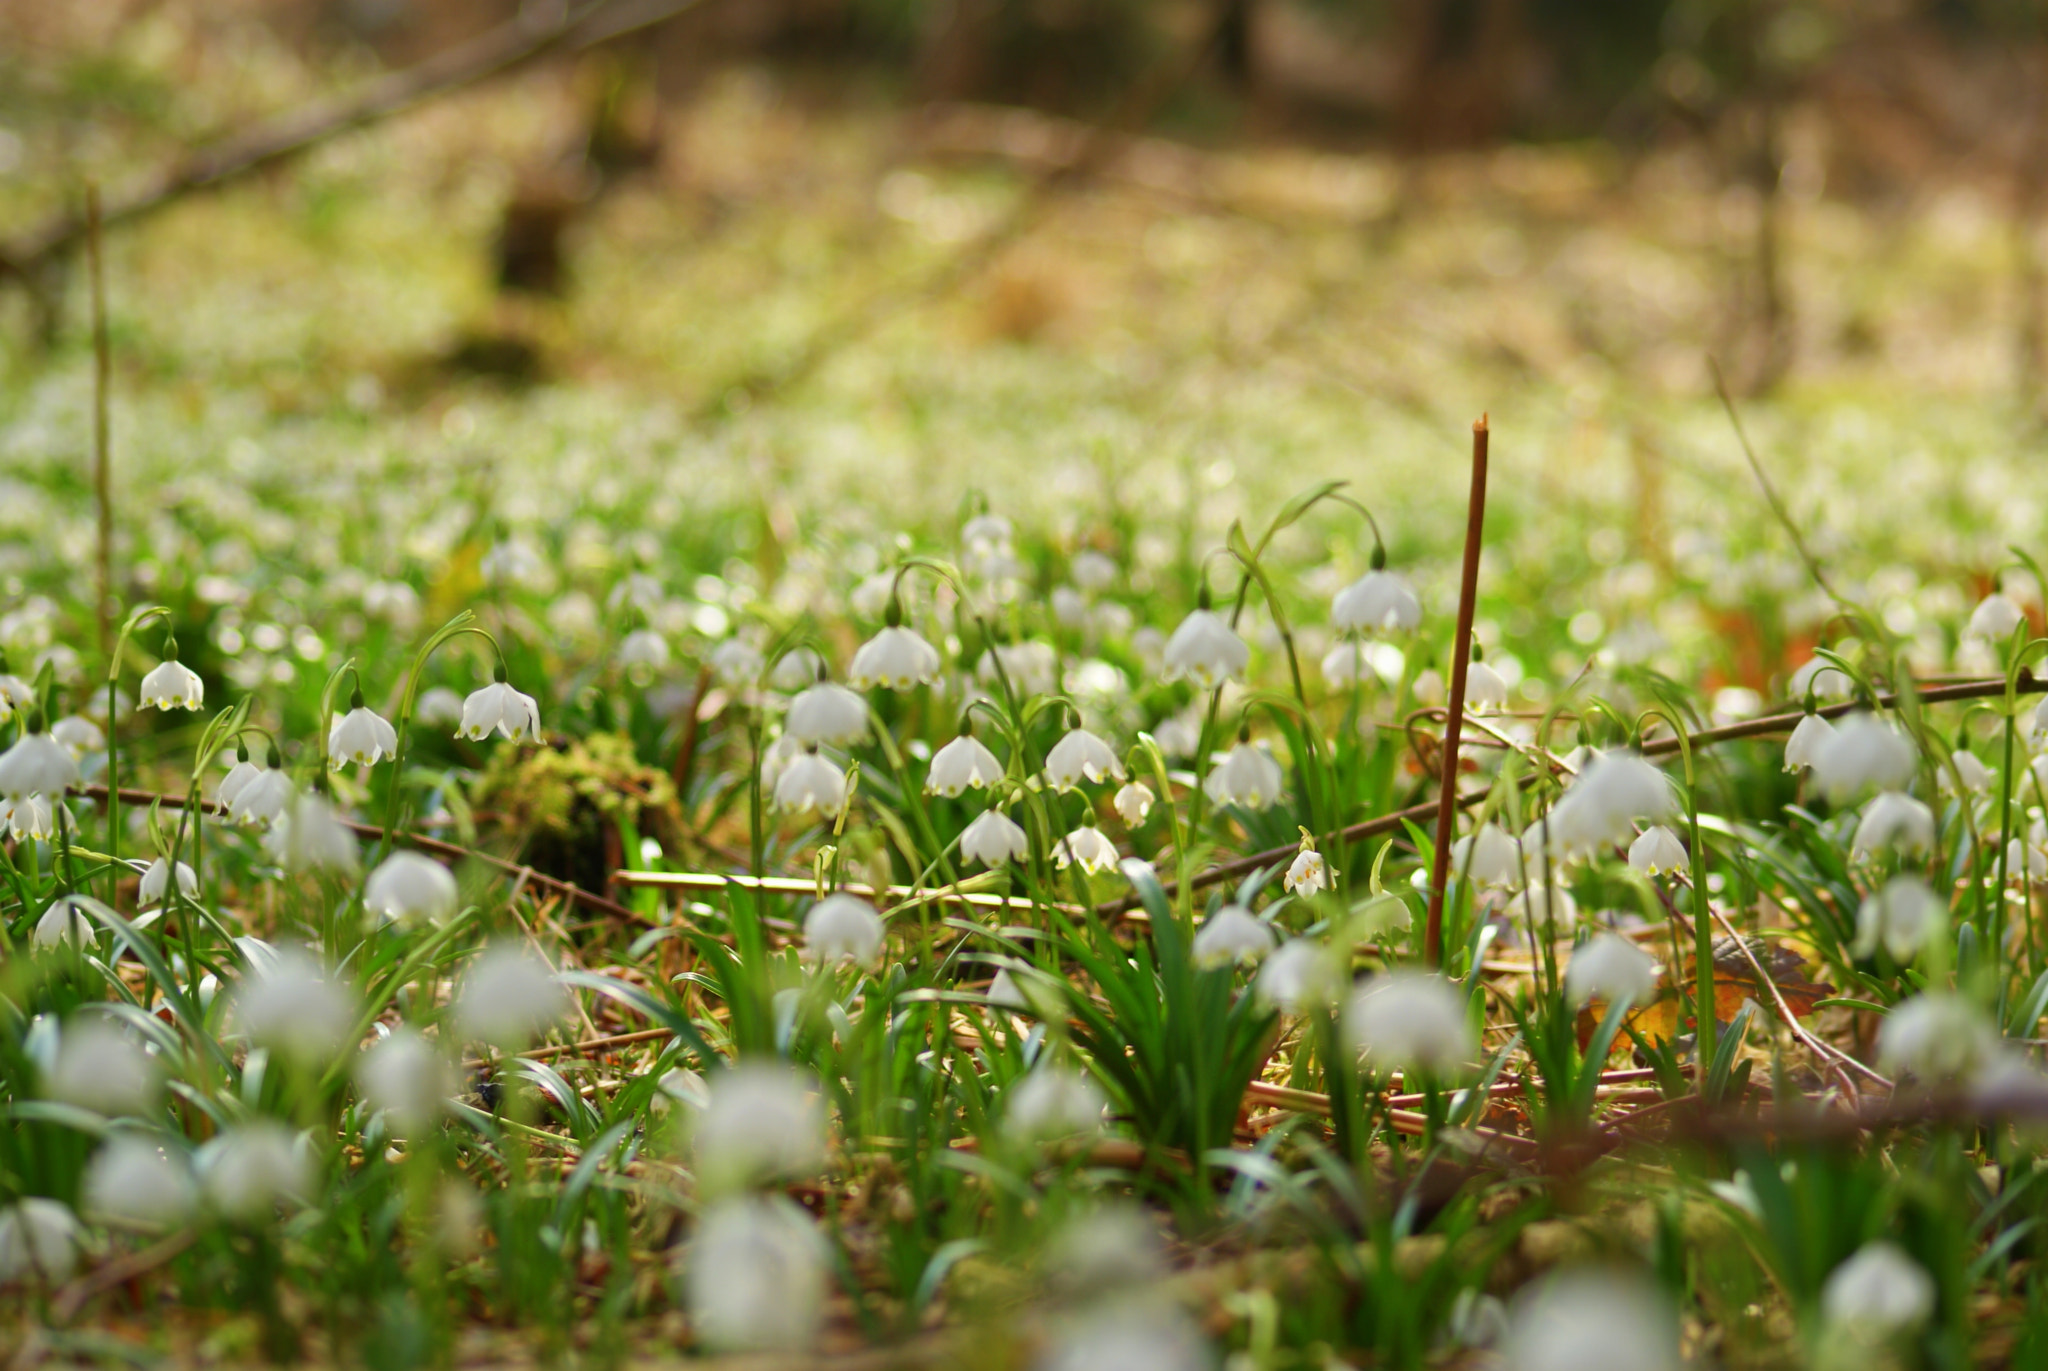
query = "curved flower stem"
xmin=377 ymin=613 xmax=497 ymax=865
xmin=103 ymin=603 xmax=171 ymax=907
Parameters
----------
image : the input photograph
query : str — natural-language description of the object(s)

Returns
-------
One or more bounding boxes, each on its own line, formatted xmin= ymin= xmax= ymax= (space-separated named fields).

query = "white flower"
xmin=1783 ymin=712 xmax=1835 ymax=771
xmin=0 ymin=1199 xmax=79 ymax=1286
xmin=1548 ymin=750 xmax=1676 ymax=855
xmin=1161 ymin=606 xmax=1249 ymax=689
xmin=695 ymin=1063 xmax=826 ymax=1195
xmin=1258 ymin=939 xmax=1338 ymax=1012
xmin=1463 ymin=659 xmax=1509 ymax=712
xmin=264 ymin=791 xmax=359 ymax=873
xmin=83 ymin=1137 xmax=199 ymax=1230
xmin=803 ymin=893 xmax=884 ymax=965
xmin=2008 ymin=838 xmax=2048 ymax=881
xmin=773 ymin=747 xmax=848 ymax=817
xmin=1453 ymin=824 xmax=1522 ymax=887
xmin=1113 ymin=781 xmax=1154 ymax=826
xmin=1285 ymin=845 xmax=1330 ymax=896
xmin=1202 ymin=740 xmax=1284 ymax=809
xmin=0 ymin=669 xmax=30 ymax=723
xmin=784 ymin=681 xmax=868 ymax=746
xmin=1944 ymin=749 xmax=1991 ymax=794
xmin=34 ymin=895 xmax=108 ymax=949
xmin=1192 ymin=904 xmax=1275 ymax=967
xmin=457 ymin=677 xmax=542 ymax=743
xmin=228 ymin=764 xmax=293 ymax=827
xmin=1045 ymin=1206 xmax=1165 ymax=1294
xmin=138 ymin=658 xmax=204 ymax=711
xmin=1006 ymin=1065 xmax=1105 ymax=1142
xmin=1052 ymin=826 xmax=1119 ymax=873
xmin=1036 ymin=1304 xmax=1212 ymax=1371
xmin=1152 ymin=707 xmax=1202 ymax=758
xmin=1854 ymin=876 xmax=1944 ymax=961
xmin=217 ymin=748 xmax=262 ymax=805
xmin=1343 ymin=971 xmax=1474 ymax=1075
xmin=1071 ymin=550 xmax=1118 ymax=591
xmin=1967 ymin=592 xmax=2025 ymax=642
xmin=6 ymin=792 xmax=54 ymax=841
xmin=1413 ymin=667 xmax=1446 ymax=705
xmin=414 ymin=686 xmax=465 ymax=727
xmin=2033 ymin=695 xmax=2048 ymax=743
xmin=1877 ymin=993 xmax=2000 ymax=1082
xmin=50 ymin=715 xmax=103 ymax=760
xmin=356 ymin=1029 xmax=453 ymax=1130
xmin=1627 ymin=825 xmax=1688 ymax=875
xmin=684 ymin=1195 xmax=828 ymax=1354
xmin=328 ymin=704 xmax=399 ymax=768
xmin=138 ymin=857 xmax=197 ymax=907
xmin=233 ymin=949 xmax=356 ymax=1064
xmin=453 ymin=944 xmax=567 ymax=1048
xmin=45 ymin=1017 xmax=159 ymax=1116
xmin=1851 ymin=791 xmax=1935 ymax=855
xmin=1822 ymin=1242 xmax=1936 ymax=1336
xmin=1564 ymin=934 xmax=1660 ymax=1006
xmin=365 ymin=851 xmax=460 ymax=924
xmin=962 ymin=512 xmax=1013 ymax=554
xmin=1790 ymin=656 xmax=1856 ymax=702
xmin=769 ymin=649 xmax=823 ymax=693
xmin=926 ymin=730 xmax=1004 ymax=797
xmin=710 ymin=638 xmax=765 ymax=687
xmin=616 ymin=628 xmax=671 ymax=673
xmin=1506 ymin=883 xmax=1580 ymax=931
xmin=0 ymin=727 xmax=78 ymax=799
xmin=1811 ymin=713 xmax=1917 ymax=800
xmin=1045 ymin=728 xmax=1125 ymax=789
xmin=1504 ymin=1270 xmax=1679 ymax=1371
xmin=1331 ymin=569 xmax=1422 ymax=635
xmin=979 ymin=641 xmax=1058 ymax=698
xmin=961 ymin=809 xmax=1029 ymax=866
xmin=849 ymin=624 xmax=943 ymax=690
xmin=199 ymin=1123 xmax=312 ymax=1221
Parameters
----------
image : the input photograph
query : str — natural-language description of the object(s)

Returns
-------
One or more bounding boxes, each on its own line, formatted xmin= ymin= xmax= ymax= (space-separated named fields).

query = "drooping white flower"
xmin=1160 ymin=605 xmax=1249 ymax=689
xmin=218 ymin=747 xmax=262 ymax=805
xmin=803 ymin=893 xmax=884 ymax=966
xmin=356 ymin=1029 xmax=454 ymax=1130
xmin=1463 ymin=659 xmax=1509 ymax=713
xmin=1453 ymin=823 xmax=1522 ymax=887
xmin=34 ymin=895 xmax=108 ymax=950
xmin=2033 ymin=696 xmax=2048 ymax=744
xmin=1851 ymin=791 xmax=1935 ymax=856
xmin=694 ymin=1063 xmax=826 ymax=1195
xmin=1045 ymin=727 xmax=1125 ymax=789
xmin=1202 ymin=739 xmax=1284 ymax=809
xmin=1413 ymin=667 xmax=1446 ymax=705
xmin=710 ymin=638 xmax=766 ymax=687
xmin=0 ymin=726 xmax=79 ymax=799
xmin=1944 ymin=749 xmax=1991 ymax=794
xmin=1331 ymin=568 xmax=1422 ymax=635
xmin=228 ymin=761 xmax=293 ymax=827
xmin=1811 ymin=713 xmax=1917 ymax=800
xmin=684 ymin=1195 xmax=829 ymax=1354
xmin=1343 ymin=971 xmax=1474 ymax=1076
xmin=1877 ymin=993 xmax=2000 ymax=1083
xmin=926 ymin=729 xmax=1004 ymax=797
xmin=365 ymin=851 xmax=460 ymax=924
xmin=1192 ymin=904 xmax=1275 ymax=968
xmin=2008 ymin=838 xmax=2048 ymax=881
xmin=83 ymin=1137 xmax=200 ymax=1230
xmin=1967 ymin=592 xmax=2026 ymax=642
xmin=1035 ymin=1304 xmax=1212 ymax=1371
xmin=784 ymin=681 xmax=869 ymax=746
xmin=1113 ymin=781 xmax=1154 ymax=827
xmin=6 ymin=793 xmax=54 ymax=842
xmin=773 ymin=747 xmax=848 ymax=817
xmin=453 ymin=943 xmax=567 ymax=1048
xmin=138 ymin=656 xmax=204 ymax=711
xmin=1258 ymin=939 xmax=1338 ymax=1012
xmin=0 ymin=667 xmax=31 ymax=723
xmin=50 ymin=715 xmax=103 ymax=761
xmin=1782 ymin=711 xmax=1834 ymax=773
xmin=1627 ymin=825 xmax=1688 ymax=875
xmin=1005 ymin=1065 xmax=1106 ymax=1142
xmin=233 ymin=949 xmax=356 ymax=1064
xmin=1854 ymin=876 xmax=1944 ymax=962
xmin=1506 ymin=883 xmax=1580 ymax=932
xmin=45 ymin=1017 xmax=160 ymax=1117
xmin=961 ymin=809 xmax=1029 ymax=867
xmin=1052 ymin=826 xmax=1119 ymax=873
xmin=616 ymin=628 xmax=671 ymax=674
xmin=0 ymin=1199 xmax=80 ymax=1286
xmin=264 ymin=790 xmax=359 ymax=873
xmin=1504 ymin=1270 xmax=1679 ymax=1371
xmin=1547 ymin=750 xmax=1676 ymax=855
xmin=456 ymin=676 xmax=542 ymax=743
xmin=1564 ymin=934 xmax=1660 ymax=1007
xmin=138 ymin=857 xmax=197 ymax=907
xmin=328 ymin=702 xmax=399 ymax=768
xmin=199 ymin=1122 xmax=312 ymax=1222
xmin=1285 ymin=844 xmax=1330 ymax=896
xmin=849 ymin=623 xmax=943 ymax=691
xmin=978 ymin=640 xmax=1058 ymax=698
xmin=1790 ymin=656 xmax=1856 ymax=702
xmin=1821 ymin=1242 xmax=1936 ymax=1336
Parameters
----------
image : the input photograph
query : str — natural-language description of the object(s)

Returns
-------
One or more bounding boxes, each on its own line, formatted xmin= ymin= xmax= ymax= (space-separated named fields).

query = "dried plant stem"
xmin=1424 ymin=416 xmax=1490 ymax=966
xmin=88 ymin=185 xmax=112 ymax=659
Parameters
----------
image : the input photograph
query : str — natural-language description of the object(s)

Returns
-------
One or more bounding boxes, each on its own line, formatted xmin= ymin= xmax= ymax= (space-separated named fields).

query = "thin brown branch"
xmin=1425 ymin=415 xmax=1490 ymax=966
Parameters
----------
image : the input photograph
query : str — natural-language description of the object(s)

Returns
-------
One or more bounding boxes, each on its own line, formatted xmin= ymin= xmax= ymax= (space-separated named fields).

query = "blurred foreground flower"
xmin=45 ymin=1017 xmax=160 ymax=1117
xmin=1564 ymin=934 xmax=1659 ymax=1007
xmin=365 ymin=851 xmax=459 ymax=924
xmin=84 ymin=1136 xmax=199 ymax=1230
xmin=684 ymin=1195 xmax=828 ymax=1353
xmin=1006 ymin=1064 xmax=1106 ymax=1142
xmin=1853 ymin=876 xmax=1943 ymax=962
xmin=1820 ymin=1241 xmax=1935 ymax=1339
xmin=695 ymin=1063 xmax=826 ymax=1195
xmin=1036 ymin=1303 xmax=1212 ymax=1371
xmin=1191 ymin=905 xmax=1274 ymax=967
xmin=0 ymin=1199 xmax=79 ymax=1286
xmin=200 ymin=1123 xmax=312 ymax=1222
xmin=453 ymin=944 xmax=567 ymax=1048
xmin=1504 ymin=1269 xmax=1678 ymax=1371
xmin=357 ymin=1029 xmax=455 ymax=1131
xmin=234 ymin=949 xmax=356 ymax=1064
xmin=1345 ymin=972 xmax=1474 ymax=1076
xmin=804 ymin=893 xmax=884 ymax=966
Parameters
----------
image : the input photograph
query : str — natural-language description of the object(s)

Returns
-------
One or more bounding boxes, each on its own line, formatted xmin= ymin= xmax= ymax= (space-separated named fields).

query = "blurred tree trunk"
xmin=2015 ymin=45 xmax=2048 ymax=413
xmin=1393 ymin=0 xmax=1523 ymax=149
